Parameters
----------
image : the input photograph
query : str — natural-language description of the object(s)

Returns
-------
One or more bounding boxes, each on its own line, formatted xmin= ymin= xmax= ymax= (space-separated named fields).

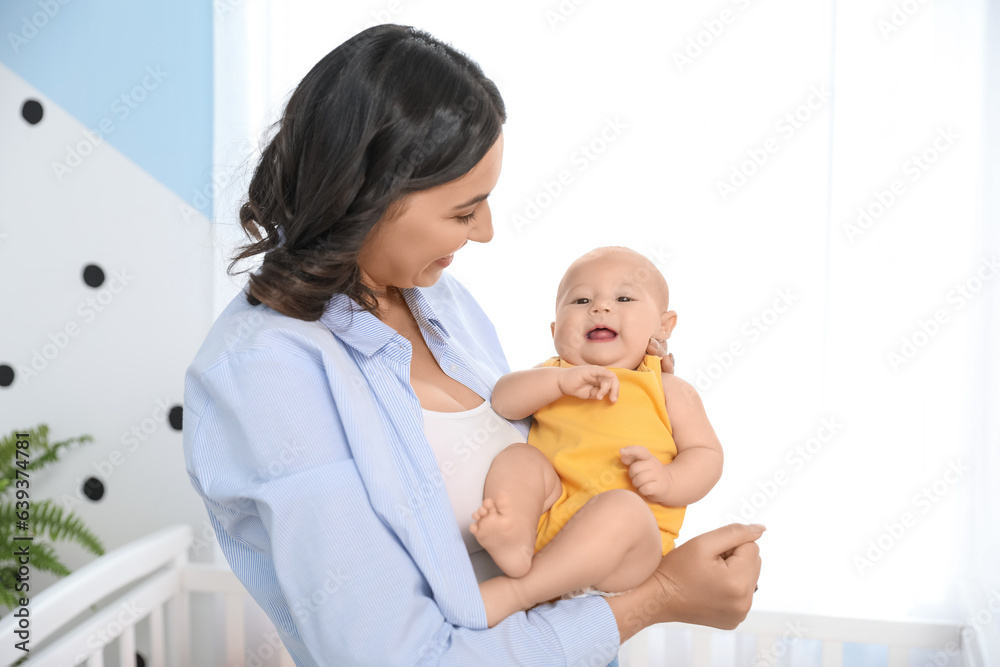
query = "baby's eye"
xmin=573 ymin=297 xmax=632 ymax=304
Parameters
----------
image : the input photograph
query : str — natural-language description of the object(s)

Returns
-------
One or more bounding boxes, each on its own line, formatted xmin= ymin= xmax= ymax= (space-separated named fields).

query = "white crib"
xmin=0 ymin=525 xmax=986 ymax=667
xmin=0 ymin=525 xmax=295 ymax=667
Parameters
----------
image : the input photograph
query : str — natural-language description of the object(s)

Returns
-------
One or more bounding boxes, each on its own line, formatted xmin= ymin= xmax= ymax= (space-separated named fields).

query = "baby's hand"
xmin=556 ymin=366 xmax=620 ymax=403
xmin=620 ymin=445 xmax=672 ymax=504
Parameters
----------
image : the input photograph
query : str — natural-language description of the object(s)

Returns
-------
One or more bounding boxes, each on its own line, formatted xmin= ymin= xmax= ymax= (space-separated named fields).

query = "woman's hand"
xmin=647 ymin=337 xmax=674 ymax=374
xmin=556 ymin=366 xmax=620 ymax=403
xmin=606 ymin=523 xmax=764 ymax=642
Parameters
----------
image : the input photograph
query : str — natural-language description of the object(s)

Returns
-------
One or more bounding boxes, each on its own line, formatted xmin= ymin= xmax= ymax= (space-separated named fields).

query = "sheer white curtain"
xmin=970 ymin=1 xmax=1000 ymax=659
xmin=211 ymin=0 xmax=998 ymax=644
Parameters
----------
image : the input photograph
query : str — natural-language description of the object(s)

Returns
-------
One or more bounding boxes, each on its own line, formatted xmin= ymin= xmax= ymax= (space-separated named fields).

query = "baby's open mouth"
xmin=587 ymin=327 xmax=617 ymax=341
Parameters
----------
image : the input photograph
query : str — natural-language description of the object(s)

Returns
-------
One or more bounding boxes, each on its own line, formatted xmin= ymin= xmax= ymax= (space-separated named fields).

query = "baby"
xmin=471 ymin=246 xmax=724 ymax=627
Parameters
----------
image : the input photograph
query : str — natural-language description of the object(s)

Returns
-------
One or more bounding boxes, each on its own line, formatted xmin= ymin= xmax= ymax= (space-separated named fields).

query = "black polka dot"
xmin=82 ymin=477 xmax=105 ymax=501
xmin=169 ymin=406 xmax=183 ymax=431
xmin=0 ymin=365 xmax=13 ymax=387
xmin=83 ymin=265 xmax=105 ymax=288
xmin=21 ymin=99 xmax=43 ymax=125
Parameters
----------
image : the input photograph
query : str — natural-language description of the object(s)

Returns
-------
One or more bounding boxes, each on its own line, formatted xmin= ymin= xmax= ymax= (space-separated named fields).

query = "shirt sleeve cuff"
xmin=543 ymin=596 xmax=621 ymax=666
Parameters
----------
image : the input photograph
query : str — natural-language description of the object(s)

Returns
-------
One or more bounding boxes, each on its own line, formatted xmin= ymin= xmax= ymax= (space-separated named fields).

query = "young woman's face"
xmin=358 ymin=133 xmax=503 ymax=299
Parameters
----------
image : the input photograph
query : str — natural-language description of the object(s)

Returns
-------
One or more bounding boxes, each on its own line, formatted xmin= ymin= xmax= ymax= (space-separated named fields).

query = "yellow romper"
xmin=532 ymin=354 xmax=685 ymax=556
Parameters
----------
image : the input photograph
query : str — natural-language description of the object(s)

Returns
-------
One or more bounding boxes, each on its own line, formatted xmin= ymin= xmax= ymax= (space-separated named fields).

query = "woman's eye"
xmin=457 ymin=210 xmax=477 ymax=225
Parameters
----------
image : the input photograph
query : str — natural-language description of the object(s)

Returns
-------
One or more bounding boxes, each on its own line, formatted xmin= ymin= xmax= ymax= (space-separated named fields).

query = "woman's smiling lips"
xmin=437 ymin=241 xmax=468 ymax=267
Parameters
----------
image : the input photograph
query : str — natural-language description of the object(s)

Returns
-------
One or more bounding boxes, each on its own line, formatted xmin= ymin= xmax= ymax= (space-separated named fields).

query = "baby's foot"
xmin=469 ymin=493 xmax=533 ymax=578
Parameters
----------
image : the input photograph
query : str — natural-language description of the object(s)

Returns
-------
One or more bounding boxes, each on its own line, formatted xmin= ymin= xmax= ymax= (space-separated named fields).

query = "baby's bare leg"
xmin=470 ymin=443 xmax=562 ymax=578
xmin=478 ymin=488 xmax=662 ymax=627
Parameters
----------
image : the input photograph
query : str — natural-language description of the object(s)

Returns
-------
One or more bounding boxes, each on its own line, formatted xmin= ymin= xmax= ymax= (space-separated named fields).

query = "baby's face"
xmin=550 ymin=254 xmax=675 ymax=370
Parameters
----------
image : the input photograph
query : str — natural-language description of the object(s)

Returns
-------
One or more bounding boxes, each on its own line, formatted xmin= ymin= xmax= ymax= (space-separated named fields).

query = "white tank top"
xmin=421 ymin=398 xmax=524 ymax=583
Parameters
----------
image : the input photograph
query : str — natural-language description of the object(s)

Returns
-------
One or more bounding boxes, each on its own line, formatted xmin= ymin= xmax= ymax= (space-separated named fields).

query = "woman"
xmin=182 ymin=24 xmax=762 ymax=666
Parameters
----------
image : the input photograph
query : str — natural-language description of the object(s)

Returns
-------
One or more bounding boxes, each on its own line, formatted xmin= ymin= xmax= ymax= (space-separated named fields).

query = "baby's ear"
xmin=550 ymin=321 xmax=556 ymax=338
xmin=661 ymin=310 xmax=678 ymax=339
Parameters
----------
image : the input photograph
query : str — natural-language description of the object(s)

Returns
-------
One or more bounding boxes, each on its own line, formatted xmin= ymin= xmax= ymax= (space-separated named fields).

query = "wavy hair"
xmin=228 ymin=24 xmax=506 ymax=320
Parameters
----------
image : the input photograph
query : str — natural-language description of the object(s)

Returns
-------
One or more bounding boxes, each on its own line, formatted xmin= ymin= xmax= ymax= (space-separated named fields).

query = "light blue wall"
xmin=1 ymin=0 xmax=214 ymax=217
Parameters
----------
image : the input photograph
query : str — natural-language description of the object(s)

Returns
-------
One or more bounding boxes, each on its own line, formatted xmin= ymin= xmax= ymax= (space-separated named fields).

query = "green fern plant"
xmin=0 ymin=425 xmax=105 ymax=610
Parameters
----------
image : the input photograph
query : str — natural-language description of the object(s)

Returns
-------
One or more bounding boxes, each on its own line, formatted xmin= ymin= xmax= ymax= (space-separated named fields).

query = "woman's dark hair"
xmin=229 ymin=24 xmax=506 ymax=320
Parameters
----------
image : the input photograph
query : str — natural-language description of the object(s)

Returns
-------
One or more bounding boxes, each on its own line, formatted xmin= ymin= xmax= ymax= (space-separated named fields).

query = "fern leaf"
xmin=30 ymin=434 xmax=93 ymax=474
xmin=0 ymin=586 xmax=20 ymax=610
xmin=23 ymin=501 xmax=105 ymax=556
xmin=0 ymin=500 xmax=104 ymax=557
xmin=0 ymin=425 xmax=94 ymax=481
xmin=22 ymin=541 xmax=71 ymax=578
xmin=0 ymin=566 xmax=23 ymax=608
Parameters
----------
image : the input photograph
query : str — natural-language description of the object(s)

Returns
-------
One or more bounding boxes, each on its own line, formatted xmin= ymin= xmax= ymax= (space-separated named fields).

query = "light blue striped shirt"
xmin=182 ymin=271 xmax=621 ymax=666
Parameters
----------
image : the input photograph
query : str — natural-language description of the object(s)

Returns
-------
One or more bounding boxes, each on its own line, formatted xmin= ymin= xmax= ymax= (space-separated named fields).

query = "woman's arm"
xmin=185 ymin=344 xmax=624 ymax=666
xmin=606 ymin=523 xmax=764 ymax=642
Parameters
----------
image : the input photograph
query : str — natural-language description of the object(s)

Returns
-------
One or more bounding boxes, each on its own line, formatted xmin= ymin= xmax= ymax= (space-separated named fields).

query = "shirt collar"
xmin=319 ymin=285 xmax=451 ymax=357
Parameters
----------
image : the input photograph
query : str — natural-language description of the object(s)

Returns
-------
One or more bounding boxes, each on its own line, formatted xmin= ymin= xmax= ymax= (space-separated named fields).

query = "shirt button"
xmin=449 ymin=364 xmax=458 ymax=372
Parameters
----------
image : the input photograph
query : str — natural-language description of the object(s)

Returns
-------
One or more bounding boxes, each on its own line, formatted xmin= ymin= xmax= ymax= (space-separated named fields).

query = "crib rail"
xmin=623 ymin=608 xmax=972 ymax=667
xmin=0 ymin=524 xmax=982 ymax=667
xmin=0 ymin=525 xmax=294 ymax=667
xmin=0 ymin=525 xmax=191 ymax=666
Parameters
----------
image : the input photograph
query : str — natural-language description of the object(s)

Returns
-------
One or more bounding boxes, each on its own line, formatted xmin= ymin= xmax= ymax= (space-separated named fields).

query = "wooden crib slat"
xmin=149 ymin=605 xmax=166 ymax=667
xmin=821 ymin=640 xmax=843 ymax=667
xmin=119 ymin=623 xmax=136 ymax=667
xmin=756 ymin=634 xmax=776 ymax=665
xmin=182 ymin=562 xmax=251 ymax=594
xmin=691 ymin=629 xmax=712 ymax=667
xmin=15 ymin=568 xmax=179 ymax=666
xmin=0 ymin=525 xmax=191 ymax=663
xmin=888 ymin=646 xmax=909 ymax=667
xmin=728 ymin=609 xmax=961 ymax=649
xmin=624 ymin=629 xmax=650 ymax=667
xmin=87 ymin=649 xmax=105 ymax=667
xmin=224 ymin=593 xmax=246 ymax=667
xmin=963 ymin=628 xmax=988 ymax=667
xmin=170 ymin=554 xmax=190 ymax=667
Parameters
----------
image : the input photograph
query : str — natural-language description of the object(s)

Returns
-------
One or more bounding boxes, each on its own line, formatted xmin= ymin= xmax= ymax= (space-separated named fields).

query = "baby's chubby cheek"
xmin=553 ymin=338 xmax=587 ymax=365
